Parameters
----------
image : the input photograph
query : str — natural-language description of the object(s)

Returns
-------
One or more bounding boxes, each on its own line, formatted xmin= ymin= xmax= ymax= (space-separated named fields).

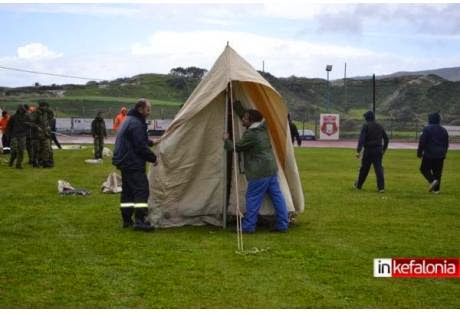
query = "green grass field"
xmin=0 ymin=147 xmax=459 ymax=308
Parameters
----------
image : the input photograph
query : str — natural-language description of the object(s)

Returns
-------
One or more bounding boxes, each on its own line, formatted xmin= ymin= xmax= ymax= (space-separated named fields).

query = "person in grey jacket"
xmin=417 ymin=112 xmax=449 ymax=193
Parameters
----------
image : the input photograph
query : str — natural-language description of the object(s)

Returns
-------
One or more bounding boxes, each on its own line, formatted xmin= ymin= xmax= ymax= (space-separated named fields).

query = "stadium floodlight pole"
xmin=325 ymin=65 xmax=333 ymax=112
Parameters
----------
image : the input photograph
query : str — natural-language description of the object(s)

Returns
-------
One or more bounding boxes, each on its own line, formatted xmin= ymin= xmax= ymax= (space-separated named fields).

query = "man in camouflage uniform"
xmin=29 ymin=101 xmax=53 ymax=168
xmin=23 ymin=105 xmax=34 ymax=164
xmin=6 ymin=105 xmax=28 ymax=169
xmin=91 ymin=111 xmax=107 ymax=159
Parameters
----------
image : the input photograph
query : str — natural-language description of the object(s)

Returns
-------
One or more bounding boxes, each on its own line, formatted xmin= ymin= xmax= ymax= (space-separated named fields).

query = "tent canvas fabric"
xmin=147 ymin=45 xmax=305 ymax=228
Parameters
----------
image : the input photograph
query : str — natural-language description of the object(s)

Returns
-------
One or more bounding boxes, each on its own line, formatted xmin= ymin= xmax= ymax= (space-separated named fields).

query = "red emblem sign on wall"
xmin=320 ymin=115 xmax=338 ymax=136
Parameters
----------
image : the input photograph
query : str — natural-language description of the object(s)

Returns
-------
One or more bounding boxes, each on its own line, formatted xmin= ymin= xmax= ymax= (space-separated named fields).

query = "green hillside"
xmin=261 ymin=73 xmax=460 ymax=123
xmin=1 ymin=71 xmax=459 ymax=125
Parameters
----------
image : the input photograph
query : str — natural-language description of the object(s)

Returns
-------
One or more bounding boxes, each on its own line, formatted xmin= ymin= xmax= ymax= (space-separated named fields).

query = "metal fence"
xmin=291 ymin=114 xmax=460 ymax=142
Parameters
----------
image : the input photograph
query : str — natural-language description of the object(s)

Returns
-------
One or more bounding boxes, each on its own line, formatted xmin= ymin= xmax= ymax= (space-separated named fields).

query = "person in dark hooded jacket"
xmin=288 ymin=114 xmax=301 ymax=146
xmin=112 ymin=99 xmax=157 ymax=231
xmin=354 ymin=110 xmax=389 ymax=192
xmin=417 ymin=112 xmax=449 ymax=193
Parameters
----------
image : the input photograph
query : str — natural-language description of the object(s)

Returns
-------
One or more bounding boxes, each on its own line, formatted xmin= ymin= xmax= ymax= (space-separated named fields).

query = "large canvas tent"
xmin=147 ymin=45 xmax=304 ymax=228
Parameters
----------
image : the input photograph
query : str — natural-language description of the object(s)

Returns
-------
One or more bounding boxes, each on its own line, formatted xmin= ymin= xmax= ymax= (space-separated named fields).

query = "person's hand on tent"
xmin=223 ymin=133 xmax=229 ymax=140
xmin=148 ymin=138 xmax=161 ymax=147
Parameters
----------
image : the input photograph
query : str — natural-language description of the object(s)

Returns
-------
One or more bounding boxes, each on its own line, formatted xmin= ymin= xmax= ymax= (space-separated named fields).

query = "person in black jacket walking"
xmin=354 ymin=111 xmax=389 ymax=192
xmin=288 ymin=114 xmax=301 ymax=146
xmin=417 ymin=112 xmax=449 ymax=193
xmin=112 ymin=99 xmax=157 ymax=231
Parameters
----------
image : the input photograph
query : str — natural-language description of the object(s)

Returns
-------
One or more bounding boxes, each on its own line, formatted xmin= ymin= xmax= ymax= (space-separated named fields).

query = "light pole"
xmin=325 ymin=65 xmax=333 ymax=113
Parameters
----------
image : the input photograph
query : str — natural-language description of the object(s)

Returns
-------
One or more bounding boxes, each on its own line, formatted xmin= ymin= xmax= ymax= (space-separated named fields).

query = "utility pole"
xmin=372 ymin=73 xmax=376 ymax=116
xmin=344 ymin=62 xmax=347 ymax=110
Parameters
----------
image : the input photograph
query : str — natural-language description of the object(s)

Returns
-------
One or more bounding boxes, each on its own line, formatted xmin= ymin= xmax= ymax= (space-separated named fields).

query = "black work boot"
xmin=120 ymin=207 xmax=134 ymax=228
xmin=133 ymin=208 xmax=154 ymax=232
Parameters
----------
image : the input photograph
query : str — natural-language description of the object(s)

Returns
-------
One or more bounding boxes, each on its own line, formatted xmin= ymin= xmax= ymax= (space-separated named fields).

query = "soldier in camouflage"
xmin=29 ymin=101 xmax=53 ymax=168
xmin=91 ymin=111 xmax=107 ymax=159
xmin=6 ymin=105 xmax=28 ymax=169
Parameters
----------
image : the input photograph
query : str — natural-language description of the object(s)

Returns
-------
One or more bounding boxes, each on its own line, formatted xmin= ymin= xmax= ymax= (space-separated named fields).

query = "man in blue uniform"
xmin=113 ymin=99 xmax=157 ymax=231
xmin=417 ymin=112 xmax=449 ymax=193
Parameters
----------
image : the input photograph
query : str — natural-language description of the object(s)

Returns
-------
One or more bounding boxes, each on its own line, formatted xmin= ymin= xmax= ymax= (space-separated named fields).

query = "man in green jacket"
xmin=224 ymin=101 xmax=288 ymax=233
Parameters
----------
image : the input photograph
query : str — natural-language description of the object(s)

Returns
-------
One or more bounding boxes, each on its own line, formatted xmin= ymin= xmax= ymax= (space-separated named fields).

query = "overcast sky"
xmin=1 ymin=2 xmax=460 ymax=87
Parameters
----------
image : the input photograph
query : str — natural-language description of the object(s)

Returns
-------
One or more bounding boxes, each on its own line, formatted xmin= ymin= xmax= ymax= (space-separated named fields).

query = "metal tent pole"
xmin=222 ymin=84 xmax=229 ymax=228
xmin=229 ymin=80 xmax=244 ymax=252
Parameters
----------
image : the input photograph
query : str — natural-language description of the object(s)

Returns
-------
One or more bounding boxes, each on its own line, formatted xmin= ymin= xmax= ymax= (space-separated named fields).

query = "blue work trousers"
xmin=243 ymin=175 xmax=289 ymax=232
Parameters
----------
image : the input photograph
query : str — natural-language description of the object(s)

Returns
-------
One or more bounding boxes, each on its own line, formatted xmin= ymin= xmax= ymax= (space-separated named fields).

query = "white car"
xmin=298 ymin=129 xmax=316 ymax=140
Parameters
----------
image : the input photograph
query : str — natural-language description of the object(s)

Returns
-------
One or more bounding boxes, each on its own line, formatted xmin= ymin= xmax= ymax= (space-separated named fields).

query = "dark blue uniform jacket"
xmin=417 ymin=113 xmax=449 ymax=159
xmin=112 ymin=109 xmax=157 ymax=171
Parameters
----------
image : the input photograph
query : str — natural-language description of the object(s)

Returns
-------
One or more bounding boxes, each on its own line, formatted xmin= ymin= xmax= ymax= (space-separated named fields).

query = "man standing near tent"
xmin=354 ymin=110 xmax=389 ymax=192
xmin=112 ymin=99 xmax=157 ymax=231
xmin=91 ymin=111 xmax=107 ymax=159
xmin=417 ymin=112 xmax=449 ymax=194
xmin=223 ymin=101 xmax=289 ymax=233
xmin=113 ymin=106 xmax=127 ymax=131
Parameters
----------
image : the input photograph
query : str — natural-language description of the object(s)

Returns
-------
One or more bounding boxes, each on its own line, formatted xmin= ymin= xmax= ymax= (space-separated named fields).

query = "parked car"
xmin=299 ymin=129 xmax=316 ymax=140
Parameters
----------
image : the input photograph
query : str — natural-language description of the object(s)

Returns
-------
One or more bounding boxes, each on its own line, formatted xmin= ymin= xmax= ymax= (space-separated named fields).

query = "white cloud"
xmin=130 ymin=30 xmax=383 ymax=78
xmin=1 ymin=30 xmax=460 ymax=87
xmin=260 ymin=3 xmax=351 ymax=20
xmin=2 ymin=4 xmax=141 ymax=17
xmin=17 ymin=43 xmax=63 ymax=60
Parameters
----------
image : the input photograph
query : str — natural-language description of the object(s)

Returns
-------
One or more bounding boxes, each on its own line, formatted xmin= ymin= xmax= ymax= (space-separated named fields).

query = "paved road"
xmin=57 ymin=135 xmax=460 ymax=150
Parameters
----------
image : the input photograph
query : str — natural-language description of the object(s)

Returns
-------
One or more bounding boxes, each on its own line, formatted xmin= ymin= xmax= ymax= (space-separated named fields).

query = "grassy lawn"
xmin=0 ymin=147 xmax=459 ymax=308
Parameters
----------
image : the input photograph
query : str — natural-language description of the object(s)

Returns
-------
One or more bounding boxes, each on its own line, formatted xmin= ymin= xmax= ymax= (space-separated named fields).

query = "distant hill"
xmin=1 ymin=71 xmax=460 ymax=124
xmin=259 ymin=72 xmax=460 ymax=123
xmin=352 ymin=66 xmax=460 ymax=82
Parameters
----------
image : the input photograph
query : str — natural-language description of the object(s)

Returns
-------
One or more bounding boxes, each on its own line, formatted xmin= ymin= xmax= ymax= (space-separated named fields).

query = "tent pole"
xmin=229 ymin=80 xmax=244 ymax=252
xmin=222 ymin=84 xmax=229 ymax=229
